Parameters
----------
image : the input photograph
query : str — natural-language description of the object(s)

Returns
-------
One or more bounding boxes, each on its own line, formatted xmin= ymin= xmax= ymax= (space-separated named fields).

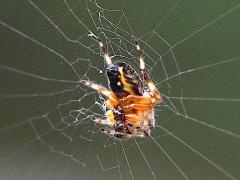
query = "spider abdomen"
xmin=107 ymin=62 xmax=143 ymax=97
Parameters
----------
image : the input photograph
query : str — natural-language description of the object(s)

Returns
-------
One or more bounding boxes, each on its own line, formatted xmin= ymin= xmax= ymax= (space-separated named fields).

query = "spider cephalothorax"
xmin=82 ymin=37 xmax=161 ymax=139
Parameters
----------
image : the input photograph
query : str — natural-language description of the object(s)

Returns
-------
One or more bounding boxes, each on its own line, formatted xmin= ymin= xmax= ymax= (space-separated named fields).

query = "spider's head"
xmin=107 ymin=62 xmax=143 ymax=96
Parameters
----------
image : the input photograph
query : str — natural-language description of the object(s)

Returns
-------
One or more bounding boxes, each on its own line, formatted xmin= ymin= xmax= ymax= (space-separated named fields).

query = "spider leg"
xmin=81 ymin=80 xmax=119 ymax=108
xmin=101 ymin=129 xmax=132 ymax=138
xmin=135 ymin=41 xmax=161 ymax=102
xmin=125 ymin=113 xmax=141 ymax=125
xmin=98 ymin=38 xmax=112 ymax=65
xmin=81 ymin=80 xmax=110 ymax=96
xmin=123 ymin=103 xmax=154 ymax=112
xmin=94 ymin=118 xmax=115 ymax=126
xmin=119 ymin=95 xmax=153 ymax=104
xmin=88 ymin=32 xmax=112 ymax=65
xmin=125 ymin=113 xmax=153 ymax=136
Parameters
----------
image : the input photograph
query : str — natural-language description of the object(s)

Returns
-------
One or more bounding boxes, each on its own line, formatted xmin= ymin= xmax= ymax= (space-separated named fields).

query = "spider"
xmin=81 ymin=36 xmax=161 ymax=139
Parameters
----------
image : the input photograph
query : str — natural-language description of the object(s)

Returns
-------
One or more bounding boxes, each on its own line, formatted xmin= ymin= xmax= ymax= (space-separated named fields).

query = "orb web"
xmin=0 ymin=0 xmax=240 ymax=180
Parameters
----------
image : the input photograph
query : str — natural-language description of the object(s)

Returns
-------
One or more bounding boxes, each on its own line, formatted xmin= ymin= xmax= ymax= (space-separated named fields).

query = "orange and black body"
xmin=82 ymin=37 xmax=161 ymax=139
xmin=105 ymin=61 xmax=160 ymax=139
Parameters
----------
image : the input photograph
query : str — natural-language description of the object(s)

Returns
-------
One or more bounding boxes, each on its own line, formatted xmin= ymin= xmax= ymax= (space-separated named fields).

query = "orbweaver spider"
xmin=81 ymin=36 xmax=161 ymax=139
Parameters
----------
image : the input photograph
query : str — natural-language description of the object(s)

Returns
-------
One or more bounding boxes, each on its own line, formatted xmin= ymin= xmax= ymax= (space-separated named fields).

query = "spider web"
xmin=0 ymin=0 xmax=240 ymax=179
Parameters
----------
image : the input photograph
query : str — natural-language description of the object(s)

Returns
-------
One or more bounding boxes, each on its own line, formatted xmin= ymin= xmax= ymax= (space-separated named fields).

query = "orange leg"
xmin=119 ymin=95 xmax=153 ymax=104
xmin=125 ymin=113 xmax=141 ymax=126
xmin=122 ymin=103 xmax=154 ymax=112
xmin=106 ymin=92 xmax=119 ymax=109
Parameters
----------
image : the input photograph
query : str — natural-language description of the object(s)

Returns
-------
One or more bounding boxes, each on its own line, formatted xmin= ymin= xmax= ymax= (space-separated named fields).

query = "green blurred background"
xmin=0 ymin=0 xmax=240 ymax=180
